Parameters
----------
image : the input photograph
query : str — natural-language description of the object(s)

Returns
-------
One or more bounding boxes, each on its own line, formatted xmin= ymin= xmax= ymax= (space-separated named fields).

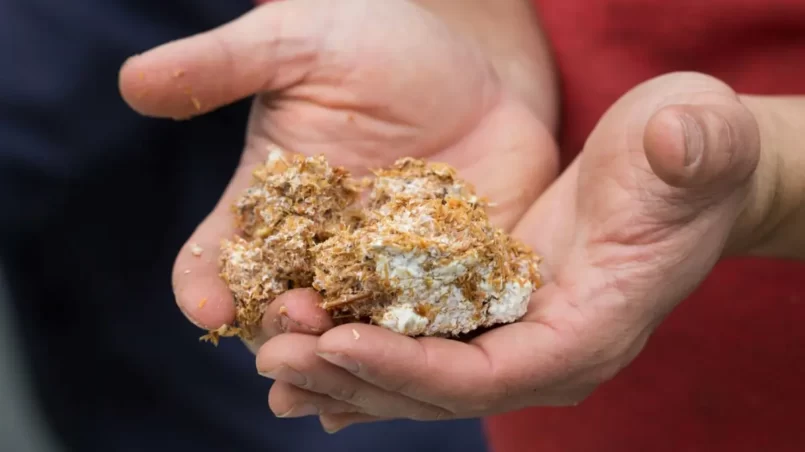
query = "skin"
xmin=119 ymin=0 xmax=805 ymax=435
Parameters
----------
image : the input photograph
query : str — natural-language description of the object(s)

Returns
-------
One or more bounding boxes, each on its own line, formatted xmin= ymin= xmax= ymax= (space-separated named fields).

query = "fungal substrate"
xmin=203 ymin=149 xmax=542 ymax=344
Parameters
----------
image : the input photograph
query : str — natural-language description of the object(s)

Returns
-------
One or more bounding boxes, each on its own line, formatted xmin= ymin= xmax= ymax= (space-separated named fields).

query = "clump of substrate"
xmin=201 ymin=149 xmax=542 ymax=345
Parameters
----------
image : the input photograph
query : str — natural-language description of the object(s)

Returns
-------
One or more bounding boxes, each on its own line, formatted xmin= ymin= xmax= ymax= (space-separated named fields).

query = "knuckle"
xmin=330 ymin=384 xmax=362 ymax=404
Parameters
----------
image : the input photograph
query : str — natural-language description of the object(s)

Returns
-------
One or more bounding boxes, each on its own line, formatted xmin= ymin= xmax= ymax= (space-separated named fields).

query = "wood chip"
xmin=198 ymin=298 xmax=207 ymax=309
xmin=352 ymin=329 xmax=360 ymax=340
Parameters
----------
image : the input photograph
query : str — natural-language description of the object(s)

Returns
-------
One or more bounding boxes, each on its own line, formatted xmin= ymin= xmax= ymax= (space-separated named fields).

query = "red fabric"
xmin=485 ymin=1 xmax=805 ymax=451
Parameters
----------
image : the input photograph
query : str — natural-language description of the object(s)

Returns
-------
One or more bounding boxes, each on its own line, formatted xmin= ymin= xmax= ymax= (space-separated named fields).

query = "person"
xmin=0 ymin=0 xmax=489 ymax=451
xmin=120 ymin=0 xmax=805 ymax=450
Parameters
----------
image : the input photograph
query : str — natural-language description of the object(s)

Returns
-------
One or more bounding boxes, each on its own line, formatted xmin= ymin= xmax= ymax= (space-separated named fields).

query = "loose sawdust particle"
xmin=200 ymin=324 xmax=237 ymax=346
xmin=278 ymin=306 xmax=288 ymax=315
xmin=138 ymin=72 xmax=145 ymax=80
xmin=352 ymin=329 xmax=360 ymax=340
xmin=198 ymin=298 xmax=208 ymax=309
xmin=173 ymin=69 xmax=185 ymax=78
xmin=191 ymin=96 xmax=202 ymax=111
xmin=206 ymin=152 xmax=542 ymax=343
xmin=190 ymin=243 xmax=204 ymax=256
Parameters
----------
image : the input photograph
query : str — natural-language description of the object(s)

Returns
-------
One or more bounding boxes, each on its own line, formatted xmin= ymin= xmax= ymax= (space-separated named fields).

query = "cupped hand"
xmin=118 ymin=0 xmax=557 ymax=351
xmin=257 ymin=72 xmax=767 ymax=432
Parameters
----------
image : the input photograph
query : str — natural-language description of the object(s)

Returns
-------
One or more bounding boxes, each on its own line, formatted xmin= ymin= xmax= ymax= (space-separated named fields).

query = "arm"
xmin=728 ymin=96 xmax=805 ymax=260
xmin=412 ymin=0 xmax=560 ymax=133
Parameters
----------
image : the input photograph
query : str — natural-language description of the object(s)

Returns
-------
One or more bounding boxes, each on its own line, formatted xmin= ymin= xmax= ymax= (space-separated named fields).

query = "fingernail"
xmin=277 ymin=404 xmax=319 ymax=418
xmin=678 ymin=112 xmax=704 ymax=167
xmin=317 ymin=352 xmax=360 ymax=373
xmin=259 ymin=365 xmax=308 ymax=387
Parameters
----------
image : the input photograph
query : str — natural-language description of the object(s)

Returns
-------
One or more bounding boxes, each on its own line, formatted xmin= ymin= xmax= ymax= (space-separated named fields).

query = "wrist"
xmin=726 ymin=95 xmax=805 ymax=259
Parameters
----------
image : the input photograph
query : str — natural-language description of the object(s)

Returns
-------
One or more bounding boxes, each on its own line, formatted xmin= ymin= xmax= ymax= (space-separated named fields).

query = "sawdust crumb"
xmin=190 ymin=243 xmax=204 ymax=256
xmin=352 ymin=329 xmax=360 ymax=340
xmin=198 ymin=298 xmax=208 ymax=309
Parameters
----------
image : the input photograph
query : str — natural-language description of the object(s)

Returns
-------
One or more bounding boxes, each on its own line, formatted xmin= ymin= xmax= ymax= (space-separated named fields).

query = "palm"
xmin=119 ymin=0 xmax=556 ymax=333
xmin=243 ymin=0 xmax=551 ymax=228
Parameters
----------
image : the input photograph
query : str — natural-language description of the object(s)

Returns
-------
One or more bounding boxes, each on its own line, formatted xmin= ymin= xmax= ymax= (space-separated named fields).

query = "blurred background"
xmin=0 ymin=1 xmax=489 ymax=451
xmin=0 ymin=266 xmax=62 ymax=452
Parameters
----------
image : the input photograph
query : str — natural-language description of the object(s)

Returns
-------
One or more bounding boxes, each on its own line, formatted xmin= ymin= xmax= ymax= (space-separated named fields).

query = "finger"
xmin=240 ymin=288 xmax=335 ymax=353
xmin=171 ymin=162 xmax=257 ymax=329
xmin=257 ymin=333 xmax=452 ymax=419
xmin=319 ymin=413 xmax=391 ymax=434
xmin=268 ymin=381 xmax=360 ymax=418
xmin=260 ymin=288 xmax=334 ymax=337
xmin=171 ymin=142 xmax=292 ymax=330
xmin=644 ymin=102 xmax=760 ymax=192
xmin=315 ymin=320 xmax=570 ymax=414
xmin=317 ymin=324 xmax=501 ymax=413
xmin=119 ymin=0 xmax=326 ymax=119
xmin=316 ymin=281 xmax=629 ymax=415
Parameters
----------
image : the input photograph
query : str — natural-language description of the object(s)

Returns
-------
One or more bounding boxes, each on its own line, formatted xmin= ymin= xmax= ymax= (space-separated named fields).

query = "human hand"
xmin=254 ymin=72 xmax=774 ymax=431
xmin=118 ymin=0 xmax=557 ymax=351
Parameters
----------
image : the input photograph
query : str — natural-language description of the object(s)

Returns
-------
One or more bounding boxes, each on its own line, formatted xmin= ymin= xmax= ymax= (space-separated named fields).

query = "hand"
xmin=255 ymin=72 xmax=768 ymax=432
xmin=118 ymin=0 xmax=557 ymax=351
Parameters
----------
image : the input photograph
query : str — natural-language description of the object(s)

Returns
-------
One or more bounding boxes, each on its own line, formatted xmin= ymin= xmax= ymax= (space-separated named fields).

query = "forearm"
xmin=731 ymin=95 xmax=805 ymax=260
xmin=412 ymin=0 xmax=559 ymax=133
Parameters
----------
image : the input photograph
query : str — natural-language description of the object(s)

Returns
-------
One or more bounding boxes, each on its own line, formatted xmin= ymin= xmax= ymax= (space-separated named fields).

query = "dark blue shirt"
xmin=0 ymin=1 xmax=488 ymax=451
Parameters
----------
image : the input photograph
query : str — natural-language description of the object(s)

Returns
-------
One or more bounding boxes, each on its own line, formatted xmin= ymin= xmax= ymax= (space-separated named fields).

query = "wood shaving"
xmin=352 ymin=329 xmax=360 ymax=340
xmin=201 ymin=151 xmax=542 ymax=344
xmin=198 ymin=298 xmax=207 ymax=309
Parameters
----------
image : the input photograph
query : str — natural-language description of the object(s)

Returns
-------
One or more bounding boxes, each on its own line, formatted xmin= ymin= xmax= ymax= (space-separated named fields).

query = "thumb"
xmin=118 ymin=0 xmax=327 ymax=119
xmin=643 ymin=101 xmax=761 ymax=194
